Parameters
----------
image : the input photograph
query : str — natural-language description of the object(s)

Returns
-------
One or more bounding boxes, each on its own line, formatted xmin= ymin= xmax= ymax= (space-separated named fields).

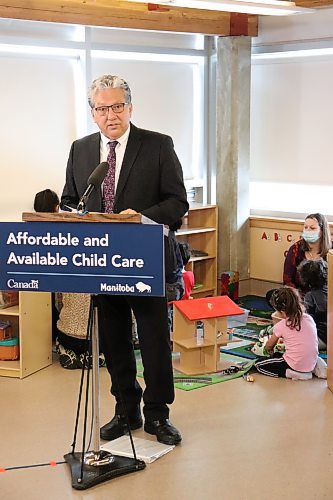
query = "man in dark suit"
xmin=61 ymin=74 xmax=188 ymax=446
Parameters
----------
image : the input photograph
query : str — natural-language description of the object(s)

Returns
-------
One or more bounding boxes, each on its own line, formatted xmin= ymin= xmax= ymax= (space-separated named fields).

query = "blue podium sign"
xmin=0 ymin=222 xmax=165 ymax=296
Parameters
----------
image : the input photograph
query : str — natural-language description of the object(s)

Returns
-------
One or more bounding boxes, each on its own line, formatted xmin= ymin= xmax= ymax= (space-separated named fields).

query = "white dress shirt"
xmin=100 ymin=125 xmax=130 ymax=191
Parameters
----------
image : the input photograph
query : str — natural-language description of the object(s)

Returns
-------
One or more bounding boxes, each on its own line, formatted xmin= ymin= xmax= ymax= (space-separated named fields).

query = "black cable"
xmin=71 ymin=297 xmax=94 ymax=454
xmin=79 ymin=306 xmax=92 ymax=482
xmin=86 ymin=301 xmax=95 ymax=453
xmin=2 ymin=461 xmax=66 ymax=472
xmin=68 ymin=295 xmax=140 ymax=476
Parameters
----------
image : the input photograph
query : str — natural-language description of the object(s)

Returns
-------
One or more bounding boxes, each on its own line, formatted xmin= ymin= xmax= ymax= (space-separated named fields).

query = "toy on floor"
xmin=251 ymin=325 xmax=285 ymax=357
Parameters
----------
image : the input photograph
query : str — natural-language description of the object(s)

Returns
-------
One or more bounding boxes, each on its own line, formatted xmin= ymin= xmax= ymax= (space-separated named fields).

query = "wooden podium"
xmin=22 ymin=211 xmax=142 ymax=224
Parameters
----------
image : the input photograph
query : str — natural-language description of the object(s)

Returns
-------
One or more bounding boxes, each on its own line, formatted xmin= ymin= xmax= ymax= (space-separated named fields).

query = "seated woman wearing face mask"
xmin=283 ymin=213 xmax=332 ymax=293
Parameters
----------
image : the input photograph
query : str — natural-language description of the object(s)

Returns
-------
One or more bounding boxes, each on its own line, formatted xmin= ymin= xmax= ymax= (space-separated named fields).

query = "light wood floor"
xmin=1 ymin=357 xmax=333 ymax=500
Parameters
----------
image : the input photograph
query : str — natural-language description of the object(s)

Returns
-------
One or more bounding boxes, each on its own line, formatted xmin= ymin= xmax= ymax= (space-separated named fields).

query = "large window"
xmin=250 ymin=49 xmax=333 ymax=218
xmin=0 ymin=50 xmax=78 ymax=220
xmin=92 ymin=53 xmax=204 ymax=180
xmin=0 ymin=20 xmax=206 ymax=220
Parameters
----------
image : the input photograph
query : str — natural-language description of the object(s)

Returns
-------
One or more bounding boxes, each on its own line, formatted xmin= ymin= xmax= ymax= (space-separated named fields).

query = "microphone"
xmin=77 ymin=161 xmax=109 ymax=212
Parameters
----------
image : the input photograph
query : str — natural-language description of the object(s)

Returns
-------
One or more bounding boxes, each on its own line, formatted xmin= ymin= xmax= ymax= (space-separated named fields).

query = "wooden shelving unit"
xmin=177 ymin=204 xmax=217 ymax=298
xmin=0 ymin=291 xmax=52 ymax=378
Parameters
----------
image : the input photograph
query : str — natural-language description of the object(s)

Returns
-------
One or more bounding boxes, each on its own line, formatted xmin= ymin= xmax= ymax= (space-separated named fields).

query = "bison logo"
xmin=135 ymin=281 xmax=151 ymax=293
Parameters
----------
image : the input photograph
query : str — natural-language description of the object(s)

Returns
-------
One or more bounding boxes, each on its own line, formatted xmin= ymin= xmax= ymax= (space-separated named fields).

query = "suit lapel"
xmin=115 ymin=124 xmax=142 ymax=205
xmin=87 ymin=133 xmax=103 ymax=209
xmin=88 ymin=133 xmax=101 ymax=171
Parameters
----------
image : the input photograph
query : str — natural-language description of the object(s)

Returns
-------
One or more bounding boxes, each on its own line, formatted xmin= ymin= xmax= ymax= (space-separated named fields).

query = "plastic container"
xmin=0 ymin=337 xmax=19 ymax=360
xmin=195 ymin=320 xmax=204 ymax=345
xmin=221 ymin=271 xmax=239 ymax=301
xmin=0 ymin=321 xmax=12 ymax=341
xmin=227 ymin=308 xmax=250 ymax=328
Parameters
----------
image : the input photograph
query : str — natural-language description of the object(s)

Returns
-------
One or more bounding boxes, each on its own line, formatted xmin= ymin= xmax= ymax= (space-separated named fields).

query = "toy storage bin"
xmin=221 ymin=271 xmax=239 ymax=301
xmin=0 ymin=337 xmax=19 ymax=360
xmin=0 ymin=321 xmax=12 ymax=340
xmin=227 ymin=308 xmax=250 ymax=328
xmin=0 ymin=291 xmax=19 ymax=309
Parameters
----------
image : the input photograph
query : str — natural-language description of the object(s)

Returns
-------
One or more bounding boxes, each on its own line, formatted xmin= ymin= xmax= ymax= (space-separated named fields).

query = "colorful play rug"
xmin=230 ymin=316 xmax=273 ymax=341
xmin=220 ymin=294 xmax=274 ymax=360
xmin=220 ymin=315 xmax=273 ymax=360
xmin=221 ymin=340 xmax=258 ymax=360
xmin=135 ymin=351 xmax=255 ymax=391
xmin=217 ymin=295 xmax=273 ymax=359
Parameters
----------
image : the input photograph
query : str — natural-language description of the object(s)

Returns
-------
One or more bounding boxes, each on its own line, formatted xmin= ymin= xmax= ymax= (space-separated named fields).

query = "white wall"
xmin=250 ymin=7 xmax=333 ymax=218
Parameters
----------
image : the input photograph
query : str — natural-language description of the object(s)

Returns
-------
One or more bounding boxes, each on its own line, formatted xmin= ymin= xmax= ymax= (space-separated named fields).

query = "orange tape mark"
xmin=148 ymin=3 xmax=170 ymax=11
xmin=0 ymin=468 xmax=6 ymax=472
xmin=49 ymin=461 xmax=57 ymax=467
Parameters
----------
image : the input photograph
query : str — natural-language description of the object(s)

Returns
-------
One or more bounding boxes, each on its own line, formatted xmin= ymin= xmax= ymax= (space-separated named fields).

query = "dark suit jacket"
xmin=61 ymin=123 xmax=189 ymax=226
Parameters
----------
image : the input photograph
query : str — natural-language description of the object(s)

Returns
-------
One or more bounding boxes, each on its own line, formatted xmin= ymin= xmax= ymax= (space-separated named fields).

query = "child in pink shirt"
xmin=255 ymin=286 xmax=326 ymax=380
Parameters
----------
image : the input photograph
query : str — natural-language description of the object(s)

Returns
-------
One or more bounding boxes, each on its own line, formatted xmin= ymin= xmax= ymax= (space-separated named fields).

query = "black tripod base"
xmin=64 ymin=451 xmax=146 ymax=490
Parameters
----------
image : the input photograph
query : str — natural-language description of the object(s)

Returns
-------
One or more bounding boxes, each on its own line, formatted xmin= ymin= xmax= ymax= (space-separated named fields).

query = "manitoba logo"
xmin=100 ymin=283 xmax=135 ymax=292
xmin=135 ymin=281 xmax=151 ymax=293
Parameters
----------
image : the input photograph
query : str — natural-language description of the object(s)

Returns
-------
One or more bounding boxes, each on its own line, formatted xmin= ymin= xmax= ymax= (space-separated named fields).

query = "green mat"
xmin=135 ymin=351 xmax=255 ymax=391
xmin=221 ymin=343 xmax=257 ymax=360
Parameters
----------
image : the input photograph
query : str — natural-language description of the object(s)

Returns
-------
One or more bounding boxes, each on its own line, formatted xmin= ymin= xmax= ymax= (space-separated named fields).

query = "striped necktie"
xmin=102 ymin=141 xmax=118 ymax=213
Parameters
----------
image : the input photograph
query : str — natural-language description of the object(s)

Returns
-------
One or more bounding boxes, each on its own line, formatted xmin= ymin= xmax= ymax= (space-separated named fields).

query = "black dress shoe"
xmin=144 ymin=419 xmax=182 ymax=446
xmin=100 ymin=414 xmax=143 ymax=441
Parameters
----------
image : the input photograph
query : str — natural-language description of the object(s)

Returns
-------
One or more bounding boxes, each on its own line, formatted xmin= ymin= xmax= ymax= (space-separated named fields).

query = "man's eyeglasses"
xmin=93 ymin=103 xmax=128 ymax=116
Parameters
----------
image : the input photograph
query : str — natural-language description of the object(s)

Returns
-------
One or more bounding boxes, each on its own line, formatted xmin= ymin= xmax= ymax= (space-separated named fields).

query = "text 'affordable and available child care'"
xmin=6 ymin=232 xmax=145 ymax=268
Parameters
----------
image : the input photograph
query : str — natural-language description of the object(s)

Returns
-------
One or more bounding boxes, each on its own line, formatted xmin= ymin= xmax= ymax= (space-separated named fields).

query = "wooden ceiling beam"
xmin=0 ymin=0 xmax=258 ymax=36
xmin=296 ymin=0 xmax=333 ymax=6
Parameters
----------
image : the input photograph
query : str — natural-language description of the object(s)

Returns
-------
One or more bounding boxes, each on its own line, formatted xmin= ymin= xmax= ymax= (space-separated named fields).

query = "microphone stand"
xmin=76 ymin=194 xmax=91 ymax=213
xmin=64 ymin=295 xmax=145 ymax=490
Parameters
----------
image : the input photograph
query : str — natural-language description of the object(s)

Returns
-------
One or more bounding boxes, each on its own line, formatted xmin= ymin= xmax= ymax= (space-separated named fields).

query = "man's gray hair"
xmin=88 ymin=74 xmax=132 ymax=108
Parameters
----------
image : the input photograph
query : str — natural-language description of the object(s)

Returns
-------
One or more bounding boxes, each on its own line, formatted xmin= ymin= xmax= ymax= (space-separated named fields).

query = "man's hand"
xmin=119 ymin=209 xmax=138 ymax=215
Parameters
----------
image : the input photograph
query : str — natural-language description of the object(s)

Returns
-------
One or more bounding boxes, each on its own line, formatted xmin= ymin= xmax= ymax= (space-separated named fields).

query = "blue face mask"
xmin=302 ymin=230 xmax=320 ymax=244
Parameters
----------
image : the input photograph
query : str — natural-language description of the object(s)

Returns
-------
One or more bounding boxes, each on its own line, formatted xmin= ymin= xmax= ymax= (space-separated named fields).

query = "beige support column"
xmin=327 ymin=250 xmax=333 ymax=391
xmin=216 ymin=36 xmax=251 ymax=283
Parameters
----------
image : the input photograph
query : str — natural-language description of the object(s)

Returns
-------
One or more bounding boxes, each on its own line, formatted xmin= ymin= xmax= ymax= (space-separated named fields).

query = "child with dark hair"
xmin=297 ymin=258 xmax=328 ymax=348
xmin=166 ymin=221 xmax=194 ymax=333
xmin=166 ymin=221 xmax=185 ymax=303
xmin=165 ymin=221 xmax=185 ymax=335
xmin=33 ymin=189 xmax=105 ymax=369
xmin=255 ymin=286 xmax=326 ymax=380
xmin=33 ymin=189 xmax=60 ymax=345
xmin=34 ymin=189 xmax=59 ymax=213
xmin=179 ymin=242 xmax=194 ymax=300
